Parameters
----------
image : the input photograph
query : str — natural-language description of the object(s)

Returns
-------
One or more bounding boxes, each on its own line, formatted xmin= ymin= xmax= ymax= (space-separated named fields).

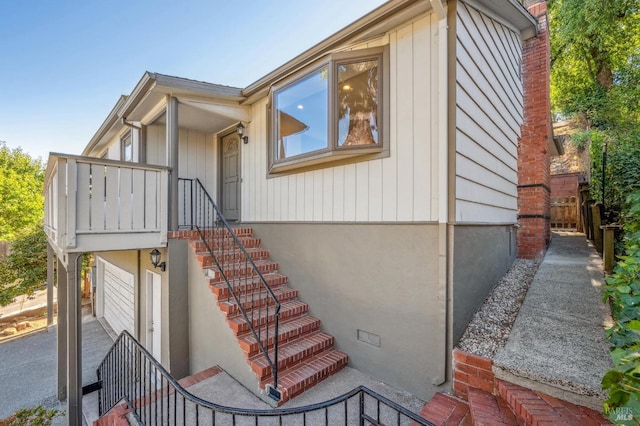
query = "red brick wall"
xmin=452 ymin=349 xmax=495 ymax=400
xmin=517 ymin=1 xmax=552 ymax=260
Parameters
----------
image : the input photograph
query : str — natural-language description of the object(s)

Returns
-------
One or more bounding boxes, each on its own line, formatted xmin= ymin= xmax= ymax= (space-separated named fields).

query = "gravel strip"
xmin=457 ymin=259 xmax=540 ymax=358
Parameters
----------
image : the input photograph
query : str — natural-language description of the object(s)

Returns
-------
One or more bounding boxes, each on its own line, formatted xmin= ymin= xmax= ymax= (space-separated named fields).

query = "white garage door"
xmin=99 ymin=258 xmax=135 ymax=336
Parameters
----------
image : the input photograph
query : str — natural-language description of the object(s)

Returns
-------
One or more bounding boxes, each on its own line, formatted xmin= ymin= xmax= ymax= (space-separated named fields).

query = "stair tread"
xmin=497 ymin=380 xmax=611 ymax=426
xmin=237 ymin=315 xmax=322 ymax=355
xmin=227 ymin=300 xmax=308 ymax=333
xmin=416 ymin=393 xmax=470 ymax=426
xmin=249 ymin=331 xmax=334 ymax=378
xmin=467 ymin=387 xmax=516 ymax=426
xmin=271 ymin=348 xmax=349 ymax=400
xmin=218 ymin=286 xmax=299 ymax=315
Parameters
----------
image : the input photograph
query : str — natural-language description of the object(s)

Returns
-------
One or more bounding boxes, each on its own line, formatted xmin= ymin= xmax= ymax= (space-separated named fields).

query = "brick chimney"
xmin=517 ymin=0 xmax=552 ymax=260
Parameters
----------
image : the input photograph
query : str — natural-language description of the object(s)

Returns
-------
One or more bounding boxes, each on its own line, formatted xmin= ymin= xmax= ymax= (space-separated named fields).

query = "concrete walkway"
xmin=0 ymin=314 xmax=114 ymax=425
xmin=493 ymin=231 xmax=613 ymax=409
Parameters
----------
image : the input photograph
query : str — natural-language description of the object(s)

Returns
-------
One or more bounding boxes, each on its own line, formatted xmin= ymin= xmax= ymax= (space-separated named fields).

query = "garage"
xmin=97 ymin=257 xmax=135 ymax=336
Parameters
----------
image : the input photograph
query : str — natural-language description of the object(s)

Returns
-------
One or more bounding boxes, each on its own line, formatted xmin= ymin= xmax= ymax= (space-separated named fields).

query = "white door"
xmin=98 ymin=257 xmax=135 ymax=336
xmin=222 ymin=133 xmax=240 ymax=221
xmin=146 ymin=270 xmax=162 ymax=362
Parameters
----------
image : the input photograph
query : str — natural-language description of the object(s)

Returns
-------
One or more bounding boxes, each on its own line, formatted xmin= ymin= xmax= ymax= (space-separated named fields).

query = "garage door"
xmin=99 ymin=258 xmax=135 ymax=336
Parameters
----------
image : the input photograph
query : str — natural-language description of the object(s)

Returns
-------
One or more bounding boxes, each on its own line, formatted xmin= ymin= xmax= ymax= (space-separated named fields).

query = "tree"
xmin=549 ymin=0 xmax=640 ymax=130
xmin=0 ymin=142 xmax=45 ymax=241
xmin=0 ymin=225 xmax=47 ymax=306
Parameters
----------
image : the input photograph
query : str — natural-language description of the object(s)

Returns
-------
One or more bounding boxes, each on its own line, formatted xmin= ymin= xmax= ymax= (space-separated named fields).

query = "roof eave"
xmin=242 ymin=0 xmax=423 ymax=99
xmin=81 ymin=95 xmax=129 ymax=156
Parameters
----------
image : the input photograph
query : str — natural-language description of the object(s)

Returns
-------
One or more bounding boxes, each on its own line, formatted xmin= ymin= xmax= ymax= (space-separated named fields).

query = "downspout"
xmin=430 ymin=0 xmax=451 ymax=387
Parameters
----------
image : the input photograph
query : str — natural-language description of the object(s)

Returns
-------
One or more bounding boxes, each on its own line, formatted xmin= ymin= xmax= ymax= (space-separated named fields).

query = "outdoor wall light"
xmin=236 ymin=122 xmax=249 ymax=144
xmin=150 ymin=249 xmax=166 ymax=272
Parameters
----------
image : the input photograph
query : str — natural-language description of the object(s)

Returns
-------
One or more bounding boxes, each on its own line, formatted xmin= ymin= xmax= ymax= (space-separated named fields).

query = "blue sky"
xmin=0 ymin=0 xmax=386 ymax=162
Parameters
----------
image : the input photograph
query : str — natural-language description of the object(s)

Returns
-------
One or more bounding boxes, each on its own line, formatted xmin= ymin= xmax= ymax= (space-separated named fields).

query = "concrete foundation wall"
xmin=452 ymin=225 xmax=516 ymax=344
xmin=249 ymin=222 xmax=445 ymax=400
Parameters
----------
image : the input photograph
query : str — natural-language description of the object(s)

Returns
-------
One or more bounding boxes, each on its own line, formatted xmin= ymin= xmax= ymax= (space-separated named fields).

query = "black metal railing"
xmin=187 ymin=177 xmax=281 ymax=400
xmin=97 ymin=331 xmax=435 ymax=425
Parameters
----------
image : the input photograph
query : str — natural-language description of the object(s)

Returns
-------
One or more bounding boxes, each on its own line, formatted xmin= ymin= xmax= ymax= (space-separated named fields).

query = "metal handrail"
xmin=187 ymin=177 xmax=282 ymax=399
xmin=97 ymin=331 xmax=434 ymax=425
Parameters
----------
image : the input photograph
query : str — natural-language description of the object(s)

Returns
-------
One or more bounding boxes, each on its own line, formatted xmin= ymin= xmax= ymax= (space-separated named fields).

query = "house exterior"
xmin=44 ymin=0 xmax=551 ymax=421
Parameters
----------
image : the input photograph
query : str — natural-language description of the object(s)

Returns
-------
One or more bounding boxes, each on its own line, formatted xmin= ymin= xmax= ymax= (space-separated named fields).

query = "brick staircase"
xmin=415 ymin=349 xmax=611 ymax=425
xmin=171 ymin=229 xmax=348 ymax=405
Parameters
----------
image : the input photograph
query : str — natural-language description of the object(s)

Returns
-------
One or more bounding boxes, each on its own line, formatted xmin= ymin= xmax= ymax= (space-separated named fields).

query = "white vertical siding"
xmin=241 ymin=13 xmax=439 ymax=223
xmin=146 ymin=124 xmax=217 ymax=201
xmin=455 ymin=2 xmax=522 ymax=223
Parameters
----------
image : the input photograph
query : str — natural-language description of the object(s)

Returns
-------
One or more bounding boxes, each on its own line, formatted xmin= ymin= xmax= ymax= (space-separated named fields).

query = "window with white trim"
xmin=269 ymin=46 xmax=388 ymax=173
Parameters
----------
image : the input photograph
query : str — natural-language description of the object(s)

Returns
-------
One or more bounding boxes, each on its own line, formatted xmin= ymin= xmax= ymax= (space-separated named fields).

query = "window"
xmin=270 ymin=46 xmax=388 ymax=173
xmin=121 ymin=132 xmax=133 ymax=162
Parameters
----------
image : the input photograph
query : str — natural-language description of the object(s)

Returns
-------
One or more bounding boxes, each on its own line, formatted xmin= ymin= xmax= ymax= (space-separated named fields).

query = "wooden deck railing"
xmin=44 ymin=153 xmax=169 ymax=254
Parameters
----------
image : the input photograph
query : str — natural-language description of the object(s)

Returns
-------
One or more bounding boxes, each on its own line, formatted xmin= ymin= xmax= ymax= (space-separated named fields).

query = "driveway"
xmin=0 ymin=315 xmax=113 ymax=423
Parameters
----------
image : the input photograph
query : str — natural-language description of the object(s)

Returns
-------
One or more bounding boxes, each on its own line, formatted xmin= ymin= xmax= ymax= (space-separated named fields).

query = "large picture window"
xmin=270 ymin=46 xmax=387 ymax=173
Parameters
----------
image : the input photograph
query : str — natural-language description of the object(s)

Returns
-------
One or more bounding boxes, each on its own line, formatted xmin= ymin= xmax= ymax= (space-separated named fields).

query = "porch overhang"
xmin=82 ymin=72 xmax=250 ymax=158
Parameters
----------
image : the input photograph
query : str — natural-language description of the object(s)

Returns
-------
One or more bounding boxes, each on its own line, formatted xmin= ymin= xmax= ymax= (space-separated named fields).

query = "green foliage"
xmin=571 ymin=130 xmax=591 ymax=150
xmin=0 ymin=142 xmax=45 ymax=241
xmin=588 ymin=130 xmax=640 ymax=219
xmin=0 ymin=405 xmax=62 ymax=426
xmin=549 ymin=0 xmax=640 ymax=131
xmin=0 ymin=225 xmax=47 ymax=307
xmin=602 ymin=190 xmax=640 ymax=422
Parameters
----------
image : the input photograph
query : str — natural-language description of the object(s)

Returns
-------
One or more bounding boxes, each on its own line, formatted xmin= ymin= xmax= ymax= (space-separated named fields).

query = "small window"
xmin=121 ymin=132 xmax=133 ymax=162
xmin=270 ymin=46 xmax=388 ymax=174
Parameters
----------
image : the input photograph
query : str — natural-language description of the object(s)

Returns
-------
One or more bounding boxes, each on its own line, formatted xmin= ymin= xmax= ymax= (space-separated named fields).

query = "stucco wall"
xmin=452 ymin=225 xmax=516 ymax=344
xmin=248 ymin=222 xmax=445 ymax=400
xmin=186 ymin=240 xmax=261 ymax=397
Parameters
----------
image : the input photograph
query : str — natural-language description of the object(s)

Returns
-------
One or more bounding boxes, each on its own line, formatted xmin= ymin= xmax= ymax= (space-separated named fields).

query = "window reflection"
xmin=338 ymin=59 xmax=379 ymax=147
xmin=275 ymin=67 xmax=328 ymax=159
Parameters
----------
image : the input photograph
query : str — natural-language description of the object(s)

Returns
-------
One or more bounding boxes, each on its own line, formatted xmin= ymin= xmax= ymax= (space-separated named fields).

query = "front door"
xmin=145 ymin=270 xmax=162 ymax=362
xmin=221 ymin=133 xmax=240 ymax=221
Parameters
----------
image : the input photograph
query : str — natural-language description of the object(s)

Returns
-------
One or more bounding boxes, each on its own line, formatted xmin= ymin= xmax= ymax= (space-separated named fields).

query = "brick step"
xmin=238 ymin=315 xmax=322 ymax=357
xmin=227 ymin=299 xmax=308 ymax=335
xmin=467 ymin=387 xmax=516 ymax=426
xmin=266 ymin=348 xmax=349 ymax=404
xmin=415 ymin=393 xmax=471 ymax=426
xmin=249 ymin=331 xmax=335 ymax=381
xmin=191 ymin=236 xmax=262 ymax=251
xmin=195 ymin=247 xmax=270 ymax=266
xmin=497 ymin=380 xmax=611 ymax=426
xmin=205 ymin=260 xmax=279 ymax=282
xmin=218 ymin=286 xmax=299 ymax=317
xmin=208 ymin=273 xmax=289 ymax=299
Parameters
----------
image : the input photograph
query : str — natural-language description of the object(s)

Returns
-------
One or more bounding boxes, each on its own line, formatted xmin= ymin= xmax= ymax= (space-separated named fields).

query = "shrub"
xmin=601 ymin=189 xmax=640 ymax=423
xmin=0 ymin=405 xmax=62 ymax=426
